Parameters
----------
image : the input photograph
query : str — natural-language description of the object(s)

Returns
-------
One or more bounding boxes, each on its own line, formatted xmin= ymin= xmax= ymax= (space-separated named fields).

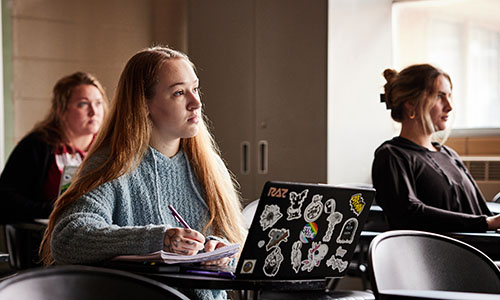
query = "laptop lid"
xmin=236 ymin=181 xmax=374 ymax=280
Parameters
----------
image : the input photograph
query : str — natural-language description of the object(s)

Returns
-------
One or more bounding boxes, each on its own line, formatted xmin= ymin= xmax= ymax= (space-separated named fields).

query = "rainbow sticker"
xmin=299 ymin=222 xmax=318 ymax=243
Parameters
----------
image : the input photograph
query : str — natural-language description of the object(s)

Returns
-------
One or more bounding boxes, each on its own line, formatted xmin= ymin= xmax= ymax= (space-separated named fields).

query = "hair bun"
xmin=383 ymin=68 xmax=397 ymax=83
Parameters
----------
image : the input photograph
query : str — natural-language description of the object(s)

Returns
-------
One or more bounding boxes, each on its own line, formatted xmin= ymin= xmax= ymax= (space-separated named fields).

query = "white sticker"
xmin=258 ymin=240 xmax=265 ymax=248
xmin=291 ymin=241 xmax=302 ymax=274
xmin=322 ymin=198 xmax=343 ymax=242
xmin=304 ymin=194 xmax=324 ymax=222
xmin=266 ymin=228 xmax=290 ymax=251
xmin=349 ymin=193 xmax=366 ymax=216
xmin=324 ymin=198 xmax=336 ymax=214
xmin=301 ymin=241 xmax=329 ymax=272
xmin=326 ymin=255 xmax=348 ymax=273
xmin=335 ymin=246 xmax=348 ymax=258
xmin=336 ymin=218 xmax=359 ymax=244
xmin=240 ymin=259 xmax=257 ymax=274
xmin=287 ymin=189 xmax=309 ymax=220
xmin=260 ymin=204 xmax=283 ymax=231
xmin=263 ymin=247 xmax=284 ymax=277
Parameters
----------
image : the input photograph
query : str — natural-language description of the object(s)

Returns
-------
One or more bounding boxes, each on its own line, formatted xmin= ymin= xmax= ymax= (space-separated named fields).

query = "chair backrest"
xmin=242 ymin=199 xmax=259 ymax=229
xmin=494 ymin=192 xmax=500 ymax=203
xmin=0 ymin=265 xmax=189 ymax=300
xmin=4 ymin=223 xmax=45 ymax=270
xmin=369 ymin=230 xmax=500 ymax=296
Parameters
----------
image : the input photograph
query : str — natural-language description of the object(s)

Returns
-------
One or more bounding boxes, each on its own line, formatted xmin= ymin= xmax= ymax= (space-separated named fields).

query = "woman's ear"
xmin=404 ymin=101 xmax=417 ymax=120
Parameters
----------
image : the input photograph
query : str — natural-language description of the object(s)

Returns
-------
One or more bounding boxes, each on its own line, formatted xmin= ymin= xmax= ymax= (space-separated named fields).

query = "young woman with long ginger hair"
xmin=41 ymin=47 xmax=246 ymax=300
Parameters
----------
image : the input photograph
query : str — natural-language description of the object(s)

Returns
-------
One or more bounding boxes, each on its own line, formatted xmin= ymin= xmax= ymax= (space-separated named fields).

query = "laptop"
xmin=235 ymin=181 xmax=374 ymax=280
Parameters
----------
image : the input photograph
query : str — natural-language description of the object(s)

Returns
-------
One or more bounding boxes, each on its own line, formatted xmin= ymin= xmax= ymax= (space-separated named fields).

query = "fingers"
xmin=164 ymin=228 xmax=205 ymax=255
xmin=201 ymin=240 xmax=231 ymax=266
xmin=204 ymin=240 xmax=227 ymax=252
xmin=201 ymin=257 xmax=231 ymax=266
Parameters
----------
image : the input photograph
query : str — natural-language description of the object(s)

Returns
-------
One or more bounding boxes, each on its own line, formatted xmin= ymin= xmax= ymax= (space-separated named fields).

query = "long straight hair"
xmin=41 ymin=46 xmax=246 ymax=265
xmin=31 ymin=71 xmax=108 ymax=151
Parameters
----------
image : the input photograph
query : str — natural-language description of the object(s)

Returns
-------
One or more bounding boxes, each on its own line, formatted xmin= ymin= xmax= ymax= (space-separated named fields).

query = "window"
xmin=393 ymin=0 xmax=500 ymax=132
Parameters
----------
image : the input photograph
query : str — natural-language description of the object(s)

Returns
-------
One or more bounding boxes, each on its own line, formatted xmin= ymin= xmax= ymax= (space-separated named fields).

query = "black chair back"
xmin=0 ymin=265 xmax=189 ymax=300
xmin=369 ymin=230 xmax=500 ymax=296
xmin=4 ymin=223 xmax=45 ymax=270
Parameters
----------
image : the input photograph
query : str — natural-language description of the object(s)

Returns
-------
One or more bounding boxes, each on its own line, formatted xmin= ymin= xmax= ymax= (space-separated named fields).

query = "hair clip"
xmin=380 ymin=93 xmax=390 ymax=110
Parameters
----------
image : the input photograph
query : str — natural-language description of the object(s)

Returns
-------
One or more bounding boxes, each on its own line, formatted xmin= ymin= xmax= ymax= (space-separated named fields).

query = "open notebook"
xmin=112 ymin=243 xmax=240 ymax=264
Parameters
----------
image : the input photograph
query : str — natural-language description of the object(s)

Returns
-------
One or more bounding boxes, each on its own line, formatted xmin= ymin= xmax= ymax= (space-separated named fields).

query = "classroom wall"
xmin=328 ymin=0 xmax=395 ymax=185
xmin=3 ymin=0 xmax=187 ymax=161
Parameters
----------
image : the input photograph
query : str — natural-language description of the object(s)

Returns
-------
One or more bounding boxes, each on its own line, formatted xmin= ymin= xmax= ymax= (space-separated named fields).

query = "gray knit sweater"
xmin=51 ymin=147 xmax=227 ymax=300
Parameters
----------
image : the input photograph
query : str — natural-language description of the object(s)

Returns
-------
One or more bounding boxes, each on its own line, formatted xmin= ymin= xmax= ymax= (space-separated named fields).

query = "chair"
xmin=4 ymin=223 xmax=46 ymax=270
xmin=242 ymin=199 xmax=260 ymax=229
xmin=494 ymin=191 xmax=500 ymax=203
xmin=0 ymin=265 xmax=189 ymax=300
xmin=369 ymin=230 xmax=500 ymax=298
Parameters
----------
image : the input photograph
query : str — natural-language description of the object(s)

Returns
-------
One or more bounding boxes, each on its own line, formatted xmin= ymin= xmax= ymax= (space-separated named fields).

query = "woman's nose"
xmin=444 ymin=96 xmax=453 ymax=112
xmin=188 ymin=92 xmax=202 ymax=111
xmin=88 ymin=104 xmax=96 ymax=116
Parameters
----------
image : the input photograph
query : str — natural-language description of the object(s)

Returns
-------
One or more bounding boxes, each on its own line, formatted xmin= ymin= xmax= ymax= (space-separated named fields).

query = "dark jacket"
xmin=0 ymin=132 xmax=55 ymax=223
xmin=372 ymin=136 xmax=490 ymax=232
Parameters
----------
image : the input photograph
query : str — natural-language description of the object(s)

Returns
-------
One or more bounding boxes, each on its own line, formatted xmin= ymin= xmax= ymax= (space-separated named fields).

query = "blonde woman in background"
xmin=41 ymin=47 xmax=246 ymax=300
xmin=0 ymin=71 xmax=107 ymax=224
xmin=372 ymin=64 xmax=500 ymax=232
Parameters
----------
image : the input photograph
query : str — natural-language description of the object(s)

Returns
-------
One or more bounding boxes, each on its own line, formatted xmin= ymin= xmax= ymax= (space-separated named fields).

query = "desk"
xmin=0 ymin=253 xmax=9 ymax=263
xmin=362 ymin=203 xmax=500 ymax=260
xmin=378 ymin=289 xmax=500 ymax=300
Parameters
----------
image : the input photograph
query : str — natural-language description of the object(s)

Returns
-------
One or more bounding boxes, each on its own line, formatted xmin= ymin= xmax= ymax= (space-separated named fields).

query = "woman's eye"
xmin=77 ymin=102 xmax=88 ymax=108
xmin=193 ymin=87 xmax=200 ymax=93
xmin=174 ymin=90 xmax=184 ymax=96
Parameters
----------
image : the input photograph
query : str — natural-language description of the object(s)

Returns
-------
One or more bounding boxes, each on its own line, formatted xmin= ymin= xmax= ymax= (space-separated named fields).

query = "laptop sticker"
xmin=258 ymin=240 xmax=265 ymax=248
xmin=301 ymin=241 xmax=329 ymax=272
xmin=326 ymin=255 xmax=348 ymax=273
xmin=299 ymin=222 xmax=318 ymax=243
xmin=267 ymin=186 xmax=289 ymax=198
xmin=322 ymin=199 xmax=343 ymax=242
xmin=335 ymin=246 xmax=347 ymax=258
xmin=304 ymin=194 xmax=324 ymax=222
xmin=260 ymin=204 xmax=283 ymax=231
xmin=266 ymin=228 xmax=290 ymax=251
xmin=291 ymin=240 xmax=302 ymax=273
xmin=336 ymin=217 xmax=359 ymax=244
xmin=349 ymin=193 xmax=366 ymax=216
xmin=240 ymin=259 xmax=257 ymax=274
xmin=287 ymin=189 xmax=309 ymax=220
xmin=263 ymin=247 xmax=284 ymax=277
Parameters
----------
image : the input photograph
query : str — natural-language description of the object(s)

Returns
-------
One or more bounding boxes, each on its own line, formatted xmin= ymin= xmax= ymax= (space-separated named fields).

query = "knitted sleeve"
xmin=51 ymin=181 xmax=169 ymax=264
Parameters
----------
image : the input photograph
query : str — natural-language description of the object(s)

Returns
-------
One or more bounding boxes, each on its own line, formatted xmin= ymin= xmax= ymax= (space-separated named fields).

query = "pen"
xmin=168 ymin=205 xmax=191 ymax=229
xmin=184 ymin=269 xmax=236 ymax=279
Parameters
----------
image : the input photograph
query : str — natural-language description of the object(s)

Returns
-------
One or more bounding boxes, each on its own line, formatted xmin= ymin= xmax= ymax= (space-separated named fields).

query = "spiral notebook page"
xmin=112 ymin=244 xmax=240 ymax=264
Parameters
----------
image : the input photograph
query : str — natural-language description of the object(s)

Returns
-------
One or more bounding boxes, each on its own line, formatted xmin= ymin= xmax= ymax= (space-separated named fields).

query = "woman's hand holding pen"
xmin=163 ymin=228 xmax=205 ymax=255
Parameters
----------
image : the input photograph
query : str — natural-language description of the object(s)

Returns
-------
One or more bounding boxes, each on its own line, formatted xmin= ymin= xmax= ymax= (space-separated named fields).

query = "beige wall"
xmin=9 ymin=0 xmax=187 ymax=144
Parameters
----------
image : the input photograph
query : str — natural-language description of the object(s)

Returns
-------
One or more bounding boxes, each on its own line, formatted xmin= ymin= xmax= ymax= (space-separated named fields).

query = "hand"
xmin=164 ymin=228 xmax=205 ymax=255
xmin=486 ymin=214 xmax=500 ymax=230
xmin=201 ymin=240 xmax=234 ymax=266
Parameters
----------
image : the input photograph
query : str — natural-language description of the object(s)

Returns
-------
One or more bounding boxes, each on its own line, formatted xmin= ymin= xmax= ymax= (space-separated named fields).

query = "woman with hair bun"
xmin=372 ymin=64 xmax=500 ymax=232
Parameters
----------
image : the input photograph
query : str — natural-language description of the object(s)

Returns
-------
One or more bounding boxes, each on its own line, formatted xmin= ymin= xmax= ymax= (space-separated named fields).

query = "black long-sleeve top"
xmin=0 ymin=132 xmax=55 ymax=223
xmin=372 ymin=136 xmax=491 ymax=232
